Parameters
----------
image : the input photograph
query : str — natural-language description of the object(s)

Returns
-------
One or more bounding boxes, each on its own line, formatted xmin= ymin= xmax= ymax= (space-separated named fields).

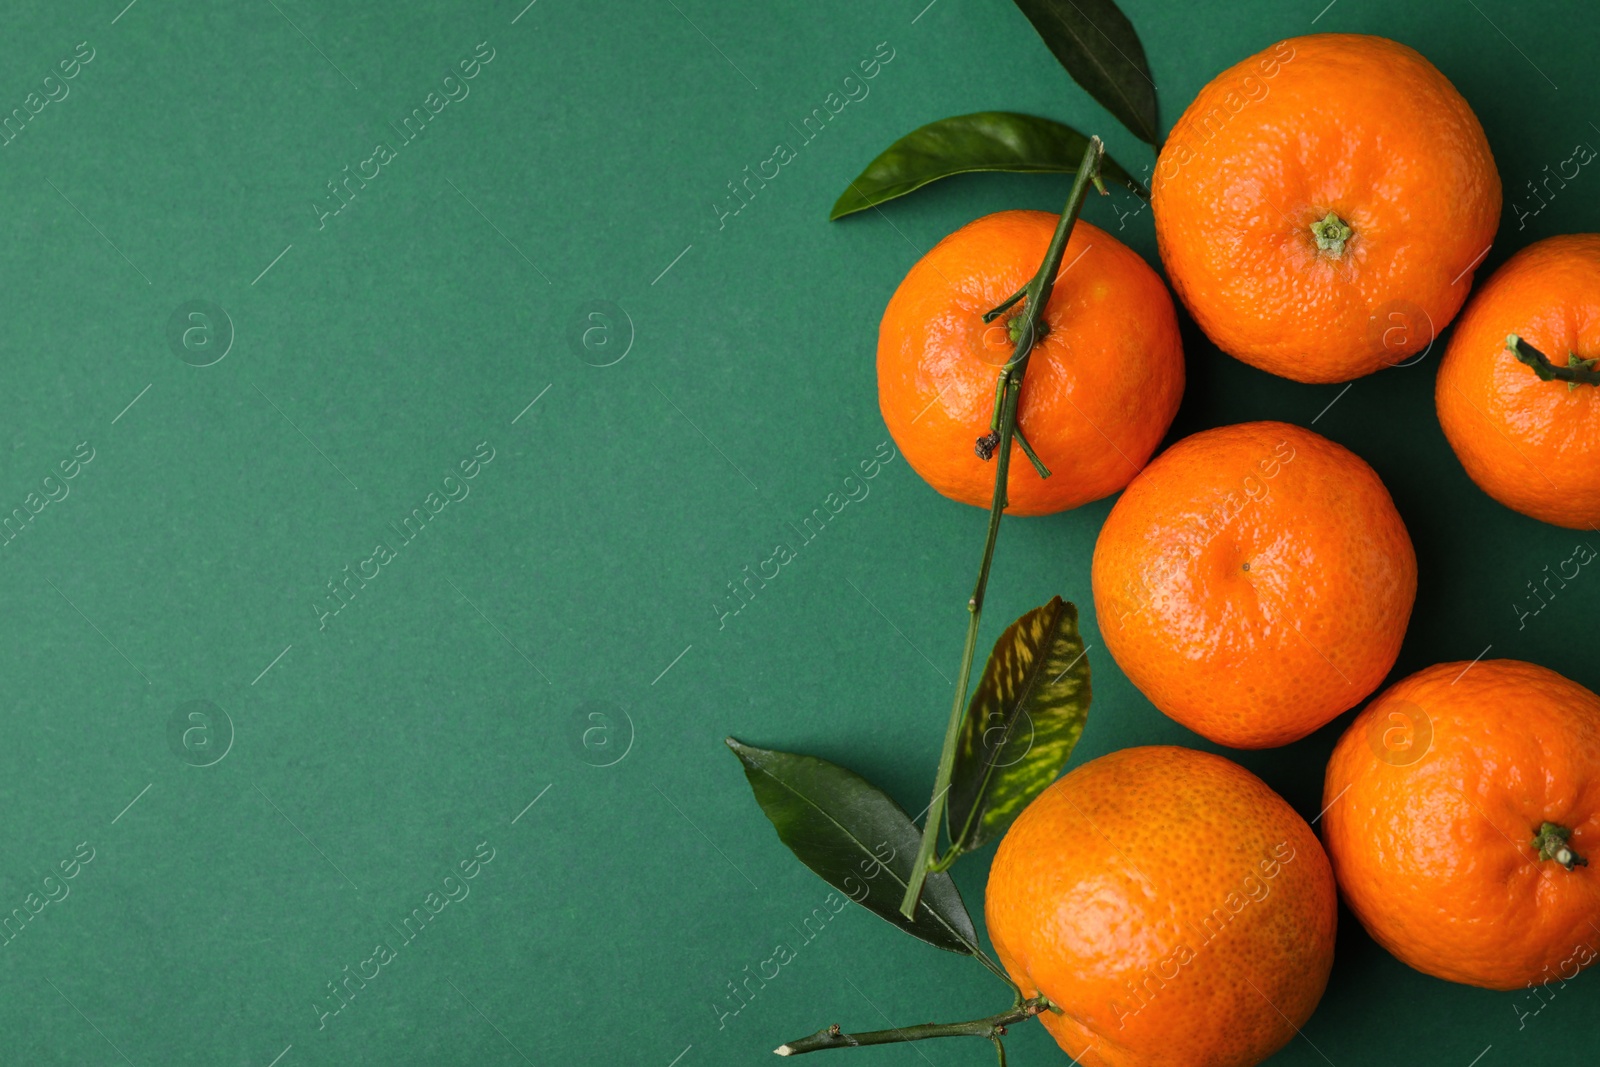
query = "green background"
xmin=0 ymin=0 xmax=1594 ymax=1063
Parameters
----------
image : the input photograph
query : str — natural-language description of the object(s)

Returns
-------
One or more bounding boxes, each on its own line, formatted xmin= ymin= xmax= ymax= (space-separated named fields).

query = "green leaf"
xmin=1010 ymin=0 xmax=1160 ymax=145
xmin=829 ymin=111 xmax=1148 ymax=220
xmin=726 ymin=737 xmax=980 ymax=956
xmin=946 ymin=597 xmax=1091 ymax=853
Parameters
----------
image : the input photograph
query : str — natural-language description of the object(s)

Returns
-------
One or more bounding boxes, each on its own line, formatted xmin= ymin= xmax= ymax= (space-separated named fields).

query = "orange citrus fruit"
xmin=1153 ymin=33 xmax=1501 ymax=383
xmin=986 ymin=745 xmax=1337 ymax=1067
xmin=1091 ymin=421 xmax=1415 ymax=748
xmin=1323 ymin=659 xmax=1600 ymax=989
xmin=1436 ymin=234 xmax=1600 ymax=528
xmin=877 ymin=211 xmax=1184 ymax=515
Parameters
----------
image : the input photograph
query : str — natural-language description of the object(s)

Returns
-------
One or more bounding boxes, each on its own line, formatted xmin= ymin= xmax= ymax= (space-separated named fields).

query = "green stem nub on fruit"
xmin=1507 ymin=334 xmax=1600 ymax=390
xmin=1007 ymin=314 xmax=1049 ymax=346
xmin=1310 ymin=211 xmax=1354 ymax=257
xmin=1533 ymin=822 xmax=1587 ymax=871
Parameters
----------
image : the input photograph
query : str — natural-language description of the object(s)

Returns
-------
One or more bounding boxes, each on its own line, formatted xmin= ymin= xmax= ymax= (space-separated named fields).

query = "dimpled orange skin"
xmin=877 ymin=212 xmax=1184 ymax=515
xmin=1436 ymin=235 xmax=1600 ymax=528
xmin=986 ymin=746 xmax=1336 ymax=1067
xmin=1091 ymin=421 xmax=1416 ymax=748
xmin=1323 ymin=660 xmax=1600 ymax=989
xmin=1152 ymin=34 xmax=1501 ymax=384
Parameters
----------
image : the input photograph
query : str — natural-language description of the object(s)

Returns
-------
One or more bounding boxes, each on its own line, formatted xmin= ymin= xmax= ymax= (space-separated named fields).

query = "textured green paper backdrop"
xmin=0 ymin=0 xmax=1596 ymax=1063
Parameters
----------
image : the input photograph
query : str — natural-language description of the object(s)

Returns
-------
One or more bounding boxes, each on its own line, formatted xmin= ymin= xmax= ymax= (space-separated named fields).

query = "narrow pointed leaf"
xmin=947 ymin=597 xmax=1091 ymax=853
xmin=726 ymin=737 xmax=980 ymax=956
xmin=829 ymin=111 xmax=1148 ymax=220
xmin=1011 ymin=0 xmax=1160 ymax=145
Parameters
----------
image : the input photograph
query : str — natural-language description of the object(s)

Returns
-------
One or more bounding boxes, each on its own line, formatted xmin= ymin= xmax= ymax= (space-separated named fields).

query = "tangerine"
xmin=1323 ymin=659 xmax=1600 ymax=989
xmin=1091 ymin=421 xmax=1415 ymax=748
xmin=1436 ymin=234 xmax=1600 ymax=528
xmin=986 ymin=745 xmax=1336 ymax=1067
xmin=1153 ymin=33 xmax=1501 ymax=383
xmin=877 ymin=211 xmax=1184 ymax=515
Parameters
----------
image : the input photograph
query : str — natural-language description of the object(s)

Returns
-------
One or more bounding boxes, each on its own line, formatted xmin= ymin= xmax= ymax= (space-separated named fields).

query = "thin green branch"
xmin=1508 ymin=334 xmax=1600 ymax=389
xmin=982 ymin=285 xmax=1028 ymax=324
xmin=898 ymin=137 xmax=1105 ymax=922
xmin=773 ymin=998 xmax=1047 ymax=1057
xmin=1012 ymin=423 xmax=1051 ymax=478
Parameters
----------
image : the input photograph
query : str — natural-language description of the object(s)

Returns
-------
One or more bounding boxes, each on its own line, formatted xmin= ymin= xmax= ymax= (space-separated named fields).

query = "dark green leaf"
xmin=726 ymin=737 xmax=980 ymax=955
xmin=1011 ymin=0 xmax=1160 ymax=145
xmin=947 ymin=597 xmax=1091 ymax=853
xmin=829 ymin=111 xmax=1148 ymax=220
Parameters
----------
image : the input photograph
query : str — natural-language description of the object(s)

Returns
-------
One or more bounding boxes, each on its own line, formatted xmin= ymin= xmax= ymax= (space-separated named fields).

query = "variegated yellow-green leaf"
xmin=946 ymin=597 xmax=1091 ymax=853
